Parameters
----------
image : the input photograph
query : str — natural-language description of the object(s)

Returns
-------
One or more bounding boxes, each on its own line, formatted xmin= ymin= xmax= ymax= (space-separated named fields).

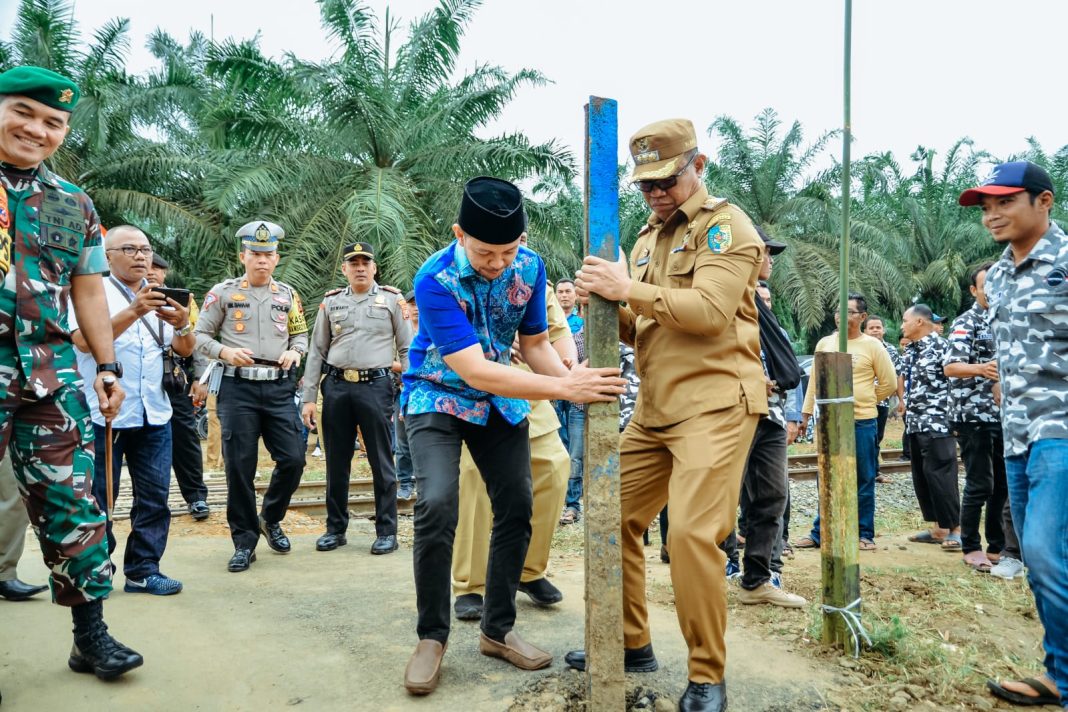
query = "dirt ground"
xmin=2 ymin=511 xmax=840 ymax=711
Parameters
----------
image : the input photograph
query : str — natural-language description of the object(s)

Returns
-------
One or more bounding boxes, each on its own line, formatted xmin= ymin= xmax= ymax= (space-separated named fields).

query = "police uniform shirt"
xmin=194 ymin=276 xmax=308 ymax=361
xmin=302 ymin=282 xmax=412 ymax=403
xmin=620 ymin=185 xmax=768 ymax=428
xmin=984 ymin=221 xmax=1068 ymax=455
xmin=943 ymin=302 xmax=999 ymax=424
xmin=900 ymin=332 xmax=953 ymax=435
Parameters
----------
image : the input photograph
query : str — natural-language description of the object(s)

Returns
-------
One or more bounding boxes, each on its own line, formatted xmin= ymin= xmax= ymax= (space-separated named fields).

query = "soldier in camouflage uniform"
xmin=943 ymin=262 xmax=1008 ymax=571
xmin=195 ymin=221 xmax=309 ymax=573
xmin=899 ymin=303 xmax=961 ymax=550
xmin=0 ymin=66 xmax=142 ymax=680
xmin=958 ymin=162 xmax=1068 ymax=708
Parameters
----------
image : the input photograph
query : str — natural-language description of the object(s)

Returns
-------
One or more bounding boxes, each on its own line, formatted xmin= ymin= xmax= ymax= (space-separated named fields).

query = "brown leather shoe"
xmin=404 ymin=639 xmax=446 ymax=695
xmin=479 ymin=631 xmax=552 ymax=670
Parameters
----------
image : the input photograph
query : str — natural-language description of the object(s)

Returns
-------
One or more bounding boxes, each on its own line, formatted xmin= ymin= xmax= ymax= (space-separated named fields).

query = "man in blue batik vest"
xmin=399 ymin=176 xmax=624 ymax=696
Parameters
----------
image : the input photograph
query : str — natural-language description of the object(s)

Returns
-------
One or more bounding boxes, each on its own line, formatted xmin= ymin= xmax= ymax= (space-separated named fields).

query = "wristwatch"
xmin=97 ymin=362 xmax=124 ymax=379
xmin=176 ymin=323 xmax=194 ymax=336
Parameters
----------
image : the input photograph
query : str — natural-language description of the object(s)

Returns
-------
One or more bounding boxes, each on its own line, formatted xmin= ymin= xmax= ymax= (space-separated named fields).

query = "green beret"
xmin=0 ymin=66 xmax=80 ymax=112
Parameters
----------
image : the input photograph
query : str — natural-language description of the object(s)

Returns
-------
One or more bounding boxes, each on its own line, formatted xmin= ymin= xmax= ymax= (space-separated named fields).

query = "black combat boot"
xmin=68 ymin=599 xmax=144 ymax=680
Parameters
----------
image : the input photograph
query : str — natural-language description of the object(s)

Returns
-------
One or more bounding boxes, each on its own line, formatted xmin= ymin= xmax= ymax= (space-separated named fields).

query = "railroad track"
xmin=112 ymin=476 xmax=414 ymax=521
xmin=785 ymin=448 xmax=960 ymax=482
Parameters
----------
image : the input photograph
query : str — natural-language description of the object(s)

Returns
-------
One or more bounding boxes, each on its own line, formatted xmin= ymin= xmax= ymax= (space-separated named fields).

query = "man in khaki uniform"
xmin=0 ymin=453 xmax=48 ymax=600
xmin=195 ymin=221 xmax=309 ymax=572
xmin=302 ymin=242 xmax=412 ymax=555
xmin=451 ymin=280 xmax=574 ymax=619
xmin=570 ymin=119 xmax=767 ymax=712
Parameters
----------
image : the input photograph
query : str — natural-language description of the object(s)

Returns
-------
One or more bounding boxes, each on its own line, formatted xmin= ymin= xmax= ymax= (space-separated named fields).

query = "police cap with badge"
xmin=343 ymin=242 xmax=375 ymax=261
xmin=458 ymin=177 xmax=526 ymax=244
xmin=236 ymin=220 xmax=284 ymax=252
xmin=0 ymin=65 xmax=80 ymax=111
xmin=629 ymin=119 xmax=699 ymax=185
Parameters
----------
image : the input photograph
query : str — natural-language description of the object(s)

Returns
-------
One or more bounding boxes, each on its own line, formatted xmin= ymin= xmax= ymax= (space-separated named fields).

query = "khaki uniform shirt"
xmin=194 ymin=276 xmax=308 ymax=361
xmin=520 ymin=284 xmax=572 ymax=439
xmin=619 ymin=186 xmax=768 ymax=428
xmin=302 ymin=282 xmax=412 ymax=402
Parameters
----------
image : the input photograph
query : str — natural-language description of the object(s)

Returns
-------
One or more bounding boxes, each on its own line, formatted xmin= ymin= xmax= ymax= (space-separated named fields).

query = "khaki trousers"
xmin=0 ymin=453 xmax=29 ymax=581
xmin=621 ymin=404 xmax=758 ymax=684
xmin=205 ymin=394 xmax=224 ymax=470
xmin=452 ymin=429 xmax=569 ymax=594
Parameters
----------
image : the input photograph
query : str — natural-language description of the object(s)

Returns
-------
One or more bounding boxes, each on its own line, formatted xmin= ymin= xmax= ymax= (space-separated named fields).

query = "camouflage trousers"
xmin=0 ymin=379 xmax=112 ymax=606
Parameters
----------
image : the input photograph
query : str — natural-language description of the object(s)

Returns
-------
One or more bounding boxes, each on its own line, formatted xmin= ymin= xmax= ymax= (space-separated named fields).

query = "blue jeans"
xmin=809 ymin=417 xmax=878 ymax=543
xmin=91 ymin=420 xmax=173 ymax=579
xmin=553 ymin=400 xmax=570 ymax=450
xmin=394 ymin=393 xmax=413 ymax=486
xmin=1006 ymin=439 xmax=1068 ymax=706
xmin=563 ymin=404 xmax=585 ymax=512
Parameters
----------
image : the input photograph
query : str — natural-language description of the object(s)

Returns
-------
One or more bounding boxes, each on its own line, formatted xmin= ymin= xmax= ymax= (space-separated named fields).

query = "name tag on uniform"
xmin=636 ymin=256 xmax=650 ymax=266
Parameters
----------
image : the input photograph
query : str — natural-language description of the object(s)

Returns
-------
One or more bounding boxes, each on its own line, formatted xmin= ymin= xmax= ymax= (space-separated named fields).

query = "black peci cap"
xmin=457 ymin=177 xmax=526 ymax=245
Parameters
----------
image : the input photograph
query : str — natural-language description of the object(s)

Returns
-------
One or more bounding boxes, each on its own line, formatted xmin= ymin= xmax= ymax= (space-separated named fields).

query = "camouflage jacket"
xmin=943 ymin=302 xmax=998 ymax=424
xmin=619 ymin=343 xmax=640 ymax=432
xmin=901 ymin=332 xmax=953 ymax=435
xmin=0 ymin=164 xmax=107 ymax=397
xmin=984 ymin=222 xmax=1068 ymax=455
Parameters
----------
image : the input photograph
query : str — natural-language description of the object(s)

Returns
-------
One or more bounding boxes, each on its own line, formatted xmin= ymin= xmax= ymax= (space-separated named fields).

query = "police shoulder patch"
xmin=707 ymin=224 xmax=733 ymax=254
xmin=379 ymin=284 xmax=401 ymax=294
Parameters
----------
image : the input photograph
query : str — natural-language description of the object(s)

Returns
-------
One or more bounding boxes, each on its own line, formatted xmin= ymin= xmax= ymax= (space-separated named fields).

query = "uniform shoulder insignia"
xmin=637 ymin=224 xmax=653 ymax=237
xmin=323 ymin=287 xmax=344 ymax=298
xmin=702 ymin=197 xmax=729 ymax=213
xmin=379 ymin=284 xmax=402 ymax=295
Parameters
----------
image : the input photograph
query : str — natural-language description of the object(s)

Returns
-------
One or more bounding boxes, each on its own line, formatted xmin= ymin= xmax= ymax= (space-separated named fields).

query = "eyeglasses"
xmin=634 ymin=152 xmax=697 ymax=193
xmin=846 ymin=310 xmax=864 ymax=316
xmin=106 ymin=246 xmax=154 ymax=257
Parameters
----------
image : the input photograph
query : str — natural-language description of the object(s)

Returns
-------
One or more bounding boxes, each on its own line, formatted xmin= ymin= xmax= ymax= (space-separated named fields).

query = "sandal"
xmin=986 ymin=677 xmax=1061 ymax=706
xmin=941 ymin=533 xmax=963 ymax=551
xmin=964 ymin=550 xmax=993 ymax=571
xmin=794 ymin=536 xmax=819 ymax=549
xmin=558 ymin=508 xmax=578 ymax=526
xmin=859 ymin=538 xmax=877 ymax=551
xmin=875 ymin=474 xmax=892 ymax=484
xmin=782 ymin=542 xmax=795 ymax=559
xmin=908 ymin=530 xmax=945 ymax=544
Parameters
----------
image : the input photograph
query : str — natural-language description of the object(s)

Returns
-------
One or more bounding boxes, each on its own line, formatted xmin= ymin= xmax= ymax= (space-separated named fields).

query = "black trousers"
xmin=407 ymin=410 xmax=533 ymax=644
xmin=875 ymin=404 xmax=889 ymax=453
xmin=908 ymin=432 xmax=960 ymax=529
xmin=217 ymin=376 xmax=306 ymax=550
xmin=956 ymin=421 xmax=1007 ymax=554
xmin=166 ymin=375 xmax=207 ymax=504
xmin=1002 ymin=499 xmax=1021 ymax=560
xmin=321 ymin=375 xmax=397 ymax=537
xmin=722 ymin=418 xmax=788 ymax=588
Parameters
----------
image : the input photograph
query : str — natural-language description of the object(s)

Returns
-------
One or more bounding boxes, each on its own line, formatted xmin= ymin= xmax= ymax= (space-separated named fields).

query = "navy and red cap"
xmin=958 ymin=161 xmax=1055 ymax=206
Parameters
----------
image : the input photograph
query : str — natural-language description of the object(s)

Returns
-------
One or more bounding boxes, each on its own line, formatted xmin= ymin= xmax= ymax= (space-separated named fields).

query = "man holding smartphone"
xmin=69 ymin=224 xmax=194 ymax=595
xmin=147 ymin=253 xmax=211 ymax=521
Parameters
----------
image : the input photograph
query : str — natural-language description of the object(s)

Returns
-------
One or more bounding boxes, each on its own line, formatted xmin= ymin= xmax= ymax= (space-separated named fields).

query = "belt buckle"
xmin=255 ymin=366 xmax=271 ymax=381
xmin=343 ymin=369 xmax=361 ymax=383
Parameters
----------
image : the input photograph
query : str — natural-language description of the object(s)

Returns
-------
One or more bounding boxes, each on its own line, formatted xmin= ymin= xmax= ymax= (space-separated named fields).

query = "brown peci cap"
xmin=629 ymin=119 xmax=699 ymax=182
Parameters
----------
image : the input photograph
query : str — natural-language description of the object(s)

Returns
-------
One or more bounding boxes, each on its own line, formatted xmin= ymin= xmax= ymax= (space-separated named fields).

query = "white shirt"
xmin=68 ymin=277 xmax=173 ymax=428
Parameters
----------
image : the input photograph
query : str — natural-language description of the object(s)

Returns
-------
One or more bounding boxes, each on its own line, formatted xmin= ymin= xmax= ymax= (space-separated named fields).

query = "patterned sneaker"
xmin=124 ymin=573 xmax=183 ymax=596
xmin=725 ymin=560 xmax=741 ymax=580
xmin=989 ymin=556 xmax=1025 ymax=580
xmin=770 ymin=572 xmax=783 ymax=590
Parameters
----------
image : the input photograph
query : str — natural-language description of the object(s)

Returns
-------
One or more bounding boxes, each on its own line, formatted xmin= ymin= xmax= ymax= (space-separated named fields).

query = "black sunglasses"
xmin=634 ymin=152 xmax=697 ymax=193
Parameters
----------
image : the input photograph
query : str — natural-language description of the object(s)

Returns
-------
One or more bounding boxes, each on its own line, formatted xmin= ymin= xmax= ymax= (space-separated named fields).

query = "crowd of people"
xmin=1 ymin=64 xmax=1065 ymax=712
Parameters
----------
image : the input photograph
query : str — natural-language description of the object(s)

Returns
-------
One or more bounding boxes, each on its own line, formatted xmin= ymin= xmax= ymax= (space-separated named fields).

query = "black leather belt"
xmin=323 ymin=365 xmax=391 ymax=383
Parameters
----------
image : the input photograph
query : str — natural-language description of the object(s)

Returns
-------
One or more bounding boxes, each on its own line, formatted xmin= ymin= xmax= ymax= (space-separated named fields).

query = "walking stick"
xmin=103 ymin=376 xmax=117 ymax=516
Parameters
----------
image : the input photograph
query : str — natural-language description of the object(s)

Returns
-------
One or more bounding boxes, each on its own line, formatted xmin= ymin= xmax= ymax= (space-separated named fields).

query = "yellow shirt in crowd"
xmin=802 ymin=332 xmax=897 ymax=421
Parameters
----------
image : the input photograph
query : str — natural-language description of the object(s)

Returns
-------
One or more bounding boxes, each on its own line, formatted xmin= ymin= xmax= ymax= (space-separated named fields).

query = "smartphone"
xmin=156 ymin=287 xmax=191 ymax=307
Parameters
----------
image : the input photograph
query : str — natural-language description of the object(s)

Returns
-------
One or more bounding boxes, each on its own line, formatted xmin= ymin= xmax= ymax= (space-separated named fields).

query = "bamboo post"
xmin=815 ymin=352 xmax=860 ymax=647
xmin=582 ymin=95 xmax=625 ymax=709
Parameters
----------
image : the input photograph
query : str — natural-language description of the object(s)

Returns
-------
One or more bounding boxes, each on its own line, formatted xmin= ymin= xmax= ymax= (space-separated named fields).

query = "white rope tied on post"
xmin=820 ymin=597 xmax=872 ymax=658
xmin=814 ymin=396 xmax=856 ymax=405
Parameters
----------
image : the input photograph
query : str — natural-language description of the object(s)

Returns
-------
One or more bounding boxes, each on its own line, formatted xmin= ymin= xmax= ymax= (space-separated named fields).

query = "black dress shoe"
xmin=518 ymin=578 xmax=563 ymax=605
xmin=259 ymin=517 xmax=291 ymax=553
xmin=564 ymin=643 xmax=658 ymax=672
xmin=678 ymin=681 xmax=727 ymax=712
xmin=0 ymin=578 xmax=49 ymax=601
xmin=227 ymin=548 xmax=256 ymax=572
xmin=370 ymin=534 xmax=398 ymax=555
xmin=454 ymin=593 xmax=484 ymax=621
xmin=316 ymin=532 xmax=347 ymax=551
